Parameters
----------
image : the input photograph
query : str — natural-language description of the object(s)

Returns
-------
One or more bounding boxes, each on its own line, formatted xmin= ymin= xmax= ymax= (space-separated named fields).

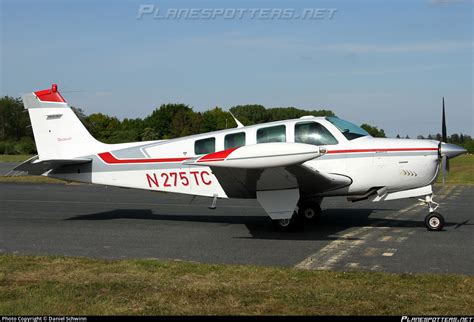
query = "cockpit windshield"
xmin=326 ymin=116 xmax=370 ymax=140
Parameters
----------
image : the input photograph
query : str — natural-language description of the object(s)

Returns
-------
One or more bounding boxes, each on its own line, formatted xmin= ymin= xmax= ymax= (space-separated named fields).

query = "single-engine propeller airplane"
xmin=14 ymin=84 xmax=467 ymax=231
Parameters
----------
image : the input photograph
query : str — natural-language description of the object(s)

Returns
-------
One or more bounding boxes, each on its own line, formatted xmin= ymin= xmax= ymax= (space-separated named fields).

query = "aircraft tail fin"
xmin=22 ymin=84 xmax=106 ymax=160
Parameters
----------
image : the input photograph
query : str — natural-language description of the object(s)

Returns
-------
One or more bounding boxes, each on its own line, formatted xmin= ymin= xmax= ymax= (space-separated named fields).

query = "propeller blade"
xmin=446 ymin=157 xmax=450 ymax=172
xmin=441 ymin=155 xmax=447 ymax=185
xmin=442 ymin=97 xmax=447 ymax=143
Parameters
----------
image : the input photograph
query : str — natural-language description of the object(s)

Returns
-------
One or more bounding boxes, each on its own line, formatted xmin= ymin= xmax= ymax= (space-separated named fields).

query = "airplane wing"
xmin=188 ymin=143 xmax=352 ymax=219
xmin=209 ymin=164 xmax=352 ymax=198
xmin=12 ymin=155 xmax=92 ymax=175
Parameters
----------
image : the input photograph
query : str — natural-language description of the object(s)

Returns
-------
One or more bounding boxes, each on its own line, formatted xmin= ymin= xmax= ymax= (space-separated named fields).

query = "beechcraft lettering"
xmin=15 ymin=84 xmax=467 ymax=231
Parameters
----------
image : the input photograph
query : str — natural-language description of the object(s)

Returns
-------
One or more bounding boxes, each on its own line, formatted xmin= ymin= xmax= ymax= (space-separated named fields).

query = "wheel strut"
xmin=418 ymin=194 xmax=444 ymax=231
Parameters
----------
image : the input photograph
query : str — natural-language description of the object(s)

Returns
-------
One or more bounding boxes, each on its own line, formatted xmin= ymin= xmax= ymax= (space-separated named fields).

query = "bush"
xmin=15 ymin=138 xmax=37 ymax=154
xmin=460 ymin=141 xmax=474 ymax=153
xmin=0 ymin=141 xmax=16 ymax=154
xmin=0 ymin=138 xmax=37 ymax=155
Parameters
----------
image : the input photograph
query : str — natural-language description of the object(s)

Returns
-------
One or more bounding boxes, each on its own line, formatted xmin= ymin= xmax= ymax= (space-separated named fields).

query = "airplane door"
xmin=374 ymin=150 xmax=387 ymax=170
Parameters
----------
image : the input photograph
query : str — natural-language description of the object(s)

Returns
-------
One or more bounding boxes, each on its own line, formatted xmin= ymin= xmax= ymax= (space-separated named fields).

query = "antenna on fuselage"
xmin=229 ymin=111 xmax=245 ymax=128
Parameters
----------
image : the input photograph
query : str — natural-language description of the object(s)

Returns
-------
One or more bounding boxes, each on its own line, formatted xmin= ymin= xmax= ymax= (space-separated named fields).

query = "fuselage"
xmin=50 ymin=116 xmax=440 ymax=199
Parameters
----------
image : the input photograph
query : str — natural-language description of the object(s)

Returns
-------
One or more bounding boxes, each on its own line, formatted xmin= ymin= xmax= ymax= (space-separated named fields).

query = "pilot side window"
xmin=295 ymin=122 xmax=338 ymax=145
xmin=257 ymin=125 xmax=286 ymax=143
xmin=194 ymin=137 xmax=215 ymax=155
xmin=224 ymin=132 xmax=246 ymax=149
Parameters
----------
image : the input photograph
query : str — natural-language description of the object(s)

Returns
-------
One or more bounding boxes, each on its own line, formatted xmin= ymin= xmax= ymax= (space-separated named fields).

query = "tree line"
xmin=1 ymin=95 xmax=472 ymax=154
xmin=0 ymin=96 xmax=336 ymax=154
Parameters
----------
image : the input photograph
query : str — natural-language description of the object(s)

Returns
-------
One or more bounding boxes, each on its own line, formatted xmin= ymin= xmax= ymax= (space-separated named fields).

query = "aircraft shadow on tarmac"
xmin=65 ymin=208 xmax=464 ymax=240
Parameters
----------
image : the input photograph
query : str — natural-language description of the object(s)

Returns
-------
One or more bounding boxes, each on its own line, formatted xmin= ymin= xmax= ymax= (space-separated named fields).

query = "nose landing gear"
xmin=424 ymin=212 xmax=445 ymax=231
xmin=419 ymin=194 xmax=445 ymax=231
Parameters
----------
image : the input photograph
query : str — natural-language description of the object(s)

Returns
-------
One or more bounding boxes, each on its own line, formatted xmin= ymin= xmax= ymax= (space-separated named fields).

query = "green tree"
xmin=229 ymin=104 xmax=268 ymax=125
xmin=0 ymin=96 xmax=30 ymax=140
xmin=267 ymin=107 xmax=335 ymax=121
xmin=169 ymin=108 xmax=199 ymax=138
xmin=229 ymin=104 xmax=336 ymax=125
xmin=144 ymin=103 xmax=197 ymax=138
xmin=85 ymin=113 xmax=122 ymax=142
xmin=201 ymin=107 xmax=233 ymax=132
xmin=140 ymin=127 xmax=160 ymax=141
xmin=361 ymin=124 xmax=386 ymax=138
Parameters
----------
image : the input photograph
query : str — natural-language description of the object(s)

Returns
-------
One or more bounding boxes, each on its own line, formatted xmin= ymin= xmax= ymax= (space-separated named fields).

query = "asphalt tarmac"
xmin=0 ymin=180 xmax=472 ymax=275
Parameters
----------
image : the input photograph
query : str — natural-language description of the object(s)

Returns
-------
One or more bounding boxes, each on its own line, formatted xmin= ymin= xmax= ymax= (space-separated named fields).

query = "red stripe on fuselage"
xmin=326 ymin=148 xmax=438 ymax=154
xmin=98 ymin=147 xmax=437 ymax=165
xmin=197 ymin=147 xmax=239 ymax=162
xmin=98 ymin=152 xmax=190 ymax=164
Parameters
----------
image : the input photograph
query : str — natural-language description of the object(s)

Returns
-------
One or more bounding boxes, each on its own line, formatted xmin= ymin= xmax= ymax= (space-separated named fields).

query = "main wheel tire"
xmin=298 ymin=202 xmax=322 ymax=222
xmin=424 ymin=212 xmax=445 ymax=231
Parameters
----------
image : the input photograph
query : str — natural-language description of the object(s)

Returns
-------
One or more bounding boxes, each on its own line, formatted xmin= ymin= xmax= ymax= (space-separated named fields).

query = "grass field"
xmin=0 ymin=175 xmax=66 ymax=184
xmin=436 ymin=154 xmax=474 ymax=185
xmin=0 ymin=154 xmax=33 ymax=162
xmin=0 ymin=255 xmax=472 ymax=316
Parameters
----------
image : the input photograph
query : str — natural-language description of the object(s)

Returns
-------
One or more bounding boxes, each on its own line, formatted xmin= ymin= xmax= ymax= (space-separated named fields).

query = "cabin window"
xmin=257 ymin=125 xmax=286 ymax=143
xmin=225 ymin=132 xmax=246 ymax=149
xmin=295 ymin=122 xmax=338 ymax=145
xmin=194 ymin=137 xmax=215 ymax=155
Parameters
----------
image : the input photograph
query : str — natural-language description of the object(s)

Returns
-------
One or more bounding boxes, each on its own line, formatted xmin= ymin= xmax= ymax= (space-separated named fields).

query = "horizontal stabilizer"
xmin=13 ymin=156 xmax=92 ymax=175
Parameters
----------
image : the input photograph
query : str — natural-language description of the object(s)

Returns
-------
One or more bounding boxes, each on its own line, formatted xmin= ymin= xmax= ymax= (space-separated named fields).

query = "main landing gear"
xmin=272 ymin=199 xmax=323 ymax=231
xmin=297 ymin=200 xmax=323 ymax=222
xmin=272 ymin=218 xmax=294 ymax=231
xmin=419 ymin=194 xmax=445 ymax=231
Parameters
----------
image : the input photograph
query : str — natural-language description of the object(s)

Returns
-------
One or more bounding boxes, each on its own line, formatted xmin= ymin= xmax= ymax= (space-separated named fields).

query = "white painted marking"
xmin=379 ymin=236 xmax=392 ymax=242
xmin=295 ymin=184 xmax=466 ymax=271
xmin=295 ymin=226 xmax=371 ymax=270
xmin=396 ymin=236 xmax=408 ymax=243
xmin=382 ymin=248 xmax=397 ymax=257
xmin=363 ymin=247 xmax=381 ymax=257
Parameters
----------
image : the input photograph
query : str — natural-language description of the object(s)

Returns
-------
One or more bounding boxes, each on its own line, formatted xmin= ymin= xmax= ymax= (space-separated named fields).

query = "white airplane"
xmin=15 ymin=84 xmax=467 ymax=231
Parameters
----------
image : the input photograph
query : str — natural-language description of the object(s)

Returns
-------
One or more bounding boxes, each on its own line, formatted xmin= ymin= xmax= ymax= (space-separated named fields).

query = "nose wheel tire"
xmin=298 ymin=202 xmax=322 ymax=222
xmin=424 ymin=212 xmax=445 ymax=231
